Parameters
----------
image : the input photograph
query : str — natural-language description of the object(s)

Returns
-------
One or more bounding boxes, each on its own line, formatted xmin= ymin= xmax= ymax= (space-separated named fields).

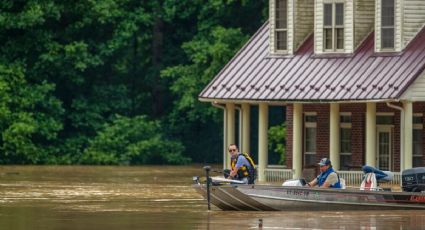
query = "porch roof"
xmin=199 ymin=22 xmax=425 ymax=102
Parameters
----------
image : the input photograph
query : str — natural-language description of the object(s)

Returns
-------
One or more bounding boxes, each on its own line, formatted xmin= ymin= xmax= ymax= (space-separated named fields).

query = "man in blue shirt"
xmin=227 ymin=144 xmax=255 ymax=184
xmin=307 ymin=158 xmax=341 ymax=188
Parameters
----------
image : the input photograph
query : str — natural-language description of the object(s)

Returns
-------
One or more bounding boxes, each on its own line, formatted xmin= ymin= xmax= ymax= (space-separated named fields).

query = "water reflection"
xmin=0 ymin=165 xmax=424 ymax=229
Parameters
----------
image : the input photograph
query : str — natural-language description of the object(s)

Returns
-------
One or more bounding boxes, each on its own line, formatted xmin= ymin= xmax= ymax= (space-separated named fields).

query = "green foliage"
xmin=161 ymin=26 xmax=248 ymax=162
xmin=0 ymin=64 xmax=64 ymax=164
xmin=162 ymin=26 xmax=247 ymax=120
xmin=82 ymin=115 xmax=190 ymax=165
xmin=0 ymin=0 xmax=268 ymax=165
xmin=268 ymin=124 xmax=286 ymax=165
xmin=159 ymin=0 xmax=268 ymax=163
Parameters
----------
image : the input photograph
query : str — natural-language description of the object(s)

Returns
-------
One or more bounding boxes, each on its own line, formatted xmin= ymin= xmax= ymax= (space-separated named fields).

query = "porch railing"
xmin=264 ymin=167 xmax=402 ymax=186
xmin=264 ymin=166 xmax=293 ymax=183
xmin=264 ymin=166 xmax=292 ymax=183
xmin=338 ymin=171 xmax=401 ymax=186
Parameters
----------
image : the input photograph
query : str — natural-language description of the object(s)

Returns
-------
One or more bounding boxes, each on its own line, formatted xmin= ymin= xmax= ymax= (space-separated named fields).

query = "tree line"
xmin=0 ymin=0 xmax=281 ymax=165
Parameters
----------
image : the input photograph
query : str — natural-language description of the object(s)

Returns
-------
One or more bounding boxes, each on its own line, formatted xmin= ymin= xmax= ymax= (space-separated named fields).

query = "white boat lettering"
xmin=286 ymin=189 xmax=309 ymax=197
xmin=404 ymin=176 xmax=414 ymax=181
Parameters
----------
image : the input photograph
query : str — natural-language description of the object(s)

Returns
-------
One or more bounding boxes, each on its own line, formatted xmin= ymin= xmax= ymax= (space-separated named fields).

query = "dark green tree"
xmin=268 ymin=124 xmax=286 ymax=165
xmin=162 ymin=0 xmax=268 ymax=162
xmin=0 ymin=64 xmax=63 ymax=163
xmin=82 ymin=115 xmax=189 ymax=165
xmin=0 ymin=0 xmax=268 ymax=164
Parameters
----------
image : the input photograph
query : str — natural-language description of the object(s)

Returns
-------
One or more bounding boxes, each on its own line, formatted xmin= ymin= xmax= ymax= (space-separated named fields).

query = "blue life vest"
xmin=317 ymin=167 xmax=341 ymax=188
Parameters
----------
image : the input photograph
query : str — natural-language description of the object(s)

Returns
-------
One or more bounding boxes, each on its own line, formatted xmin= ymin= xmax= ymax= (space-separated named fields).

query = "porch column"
xmin=366 ymin=102 xmax=376 ymax=167
xmin=403 ymin=101 xmax=413 ymax=170
xmin=241 ymin=103 xmax=251 ymax=154
xmin=222 ymin=107 xmax=228 ymax=170
xmin=330 ymin=103 xmax=340 ymax=170
xmin=226 ymin=103 xmax=236 ymax=169
xmin=293 ymin=103 xmax=303 ymax=179
xmin=258 ymin=103 xmax=269 ymax=182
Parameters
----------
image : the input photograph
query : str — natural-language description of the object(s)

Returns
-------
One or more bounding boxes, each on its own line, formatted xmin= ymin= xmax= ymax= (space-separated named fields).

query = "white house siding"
xmin=345 ymin=0 xmax=354 ymax=53
xmin=375 ymin=0 xmax=382 ymax=51
xmin=401 ymin=70 xmax=425 ymax=101
xmin=354 ymin=0 xmax=375 ymax=49
xmin=403 ymin=0 xmax=425 ymax=48
xmin=269 ymin=0 xmax=276 ymax=54
xmin=314 ymin=0 xmax=324 ymax=53
xmin=288 ymin=0 xmax=295 ymax=54
xmin=315 ymin=0 xmax=354 ymax=54
xmin=294 ymin=0 xmax=314 ymax=50
xmin=271 ymin=0 xmax=424 ymax=55
xmin=395 ymin=0 xmax=402 ymax=51
xmin=375 ymin=0 xmax=402 ymax=52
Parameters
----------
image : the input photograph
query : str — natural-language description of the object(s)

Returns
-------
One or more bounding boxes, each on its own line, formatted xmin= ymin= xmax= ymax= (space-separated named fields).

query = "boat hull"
xmin=193 ymin=184 xmax=425 ymax=211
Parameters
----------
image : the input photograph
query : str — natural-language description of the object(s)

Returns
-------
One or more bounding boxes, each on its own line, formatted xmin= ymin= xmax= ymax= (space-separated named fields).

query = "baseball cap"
xmin=318 ymin=158 xmax=331 ymax=166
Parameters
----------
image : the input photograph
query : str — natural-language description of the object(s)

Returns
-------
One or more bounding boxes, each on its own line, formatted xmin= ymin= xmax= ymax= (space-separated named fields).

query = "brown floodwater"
xmin=0 ymin=165 xmax=425 ymax=230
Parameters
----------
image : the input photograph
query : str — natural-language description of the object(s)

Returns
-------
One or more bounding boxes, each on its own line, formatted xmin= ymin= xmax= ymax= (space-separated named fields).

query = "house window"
xmin=381 ymin=0 xmax=395 ymax=49
xmin=340 ymin=114 xmax=352 ymax=170
xmin=376 ymin=113 xmax=394 ymax=171
xmin=304 ymin=114 xmax=317 ymax=166
xmin=275 ymin=0 xmax=287 ymax=51
xmin=323 ymin=3 xmax=344 ymax=51
xmin=377 ymin=115 xmax=394 ymax=125
xmin=413 ymin=114 xmax=423 ymax=167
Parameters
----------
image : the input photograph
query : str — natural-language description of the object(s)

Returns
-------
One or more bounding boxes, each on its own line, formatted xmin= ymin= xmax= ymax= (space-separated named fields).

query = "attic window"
xmin=381 ymin=0 xmax=395 ymax=49
xmin=275 ymin=0 xmax=287 ymax=51
xmin=323 ymin=3 xmax=344 ymax=51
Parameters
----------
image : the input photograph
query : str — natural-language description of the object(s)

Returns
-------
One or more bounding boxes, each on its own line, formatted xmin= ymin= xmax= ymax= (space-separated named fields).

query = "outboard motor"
xmin=402 ymin=167 xmax=425 ymax=192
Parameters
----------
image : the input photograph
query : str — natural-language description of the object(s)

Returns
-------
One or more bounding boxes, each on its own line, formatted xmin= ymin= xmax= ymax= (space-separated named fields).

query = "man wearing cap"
xmin=307 ymin=158 xmax=341 ymax=188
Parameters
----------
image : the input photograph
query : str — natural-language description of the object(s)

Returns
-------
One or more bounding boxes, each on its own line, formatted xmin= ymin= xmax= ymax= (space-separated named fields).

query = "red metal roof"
xmin=199 ymin=22 xmax=425 ymax=102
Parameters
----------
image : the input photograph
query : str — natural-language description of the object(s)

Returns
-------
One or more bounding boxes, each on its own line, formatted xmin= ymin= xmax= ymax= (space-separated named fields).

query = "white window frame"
xmin=323 ymin=2 xmax=344 ymax=52
xmin=340 ymin=112 xmax=352 ymax=155
xmin=339 ymin=112 xmax=352 ymax=169
xmin=376 ymin=112 xmax=395 ymax=126
xmin=376 ymin=125 xmax=393 ymax=171
xmin=304 ymin=113 xmax=317 ymax=166
xmin=413 ymin=113 xmax=423 ymax=167
xmin=274 ymin=0 xmax=288 ymax=52
xmin=381 ymin=0 xmax=395 ymax=50
xmin=375 ymin=113 xmax=395 ymax=171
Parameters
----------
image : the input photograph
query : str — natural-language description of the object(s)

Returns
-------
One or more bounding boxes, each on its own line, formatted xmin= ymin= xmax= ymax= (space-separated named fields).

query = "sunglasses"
xmin=228 ymin=149 xmax=237 ymax=152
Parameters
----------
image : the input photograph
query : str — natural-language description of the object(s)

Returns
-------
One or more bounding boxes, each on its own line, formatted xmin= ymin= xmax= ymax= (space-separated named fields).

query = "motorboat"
xmin=192 ymin=167 xmax=425 ymax=211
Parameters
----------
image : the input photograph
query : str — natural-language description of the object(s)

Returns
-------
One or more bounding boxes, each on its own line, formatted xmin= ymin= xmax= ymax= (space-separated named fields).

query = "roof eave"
xmin=199 ymin=97 xmax=402 ymax=105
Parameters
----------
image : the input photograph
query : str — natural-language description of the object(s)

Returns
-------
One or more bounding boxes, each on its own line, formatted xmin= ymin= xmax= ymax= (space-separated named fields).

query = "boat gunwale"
xmin=219 ymin=184 xmax=424 ymax=196
xmin=246 ymin=193 xmax=425 ymax=209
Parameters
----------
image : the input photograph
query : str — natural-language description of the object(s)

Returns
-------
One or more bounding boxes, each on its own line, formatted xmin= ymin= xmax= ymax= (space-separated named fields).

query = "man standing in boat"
xmin=226 ymin=144 xmax=256 ymax=184
xmin=307 ymin=158 xmax=341 ymax=188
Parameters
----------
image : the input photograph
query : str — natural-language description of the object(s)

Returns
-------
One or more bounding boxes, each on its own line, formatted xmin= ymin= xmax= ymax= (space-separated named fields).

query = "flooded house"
xmin=199 ymin=0 xmax=425 ymax=184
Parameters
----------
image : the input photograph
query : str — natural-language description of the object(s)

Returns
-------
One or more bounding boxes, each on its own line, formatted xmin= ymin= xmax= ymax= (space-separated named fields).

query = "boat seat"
xmin=339 ymin=178 xmax=346 ymax=189
xmin=360 ymin=173 xmax=378 ymax=191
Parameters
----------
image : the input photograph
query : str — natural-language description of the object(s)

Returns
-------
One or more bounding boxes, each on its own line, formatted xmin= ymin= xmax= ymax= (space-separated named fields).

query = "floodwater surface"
xmin=0 ymin=165 xmax=424 ymax=229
